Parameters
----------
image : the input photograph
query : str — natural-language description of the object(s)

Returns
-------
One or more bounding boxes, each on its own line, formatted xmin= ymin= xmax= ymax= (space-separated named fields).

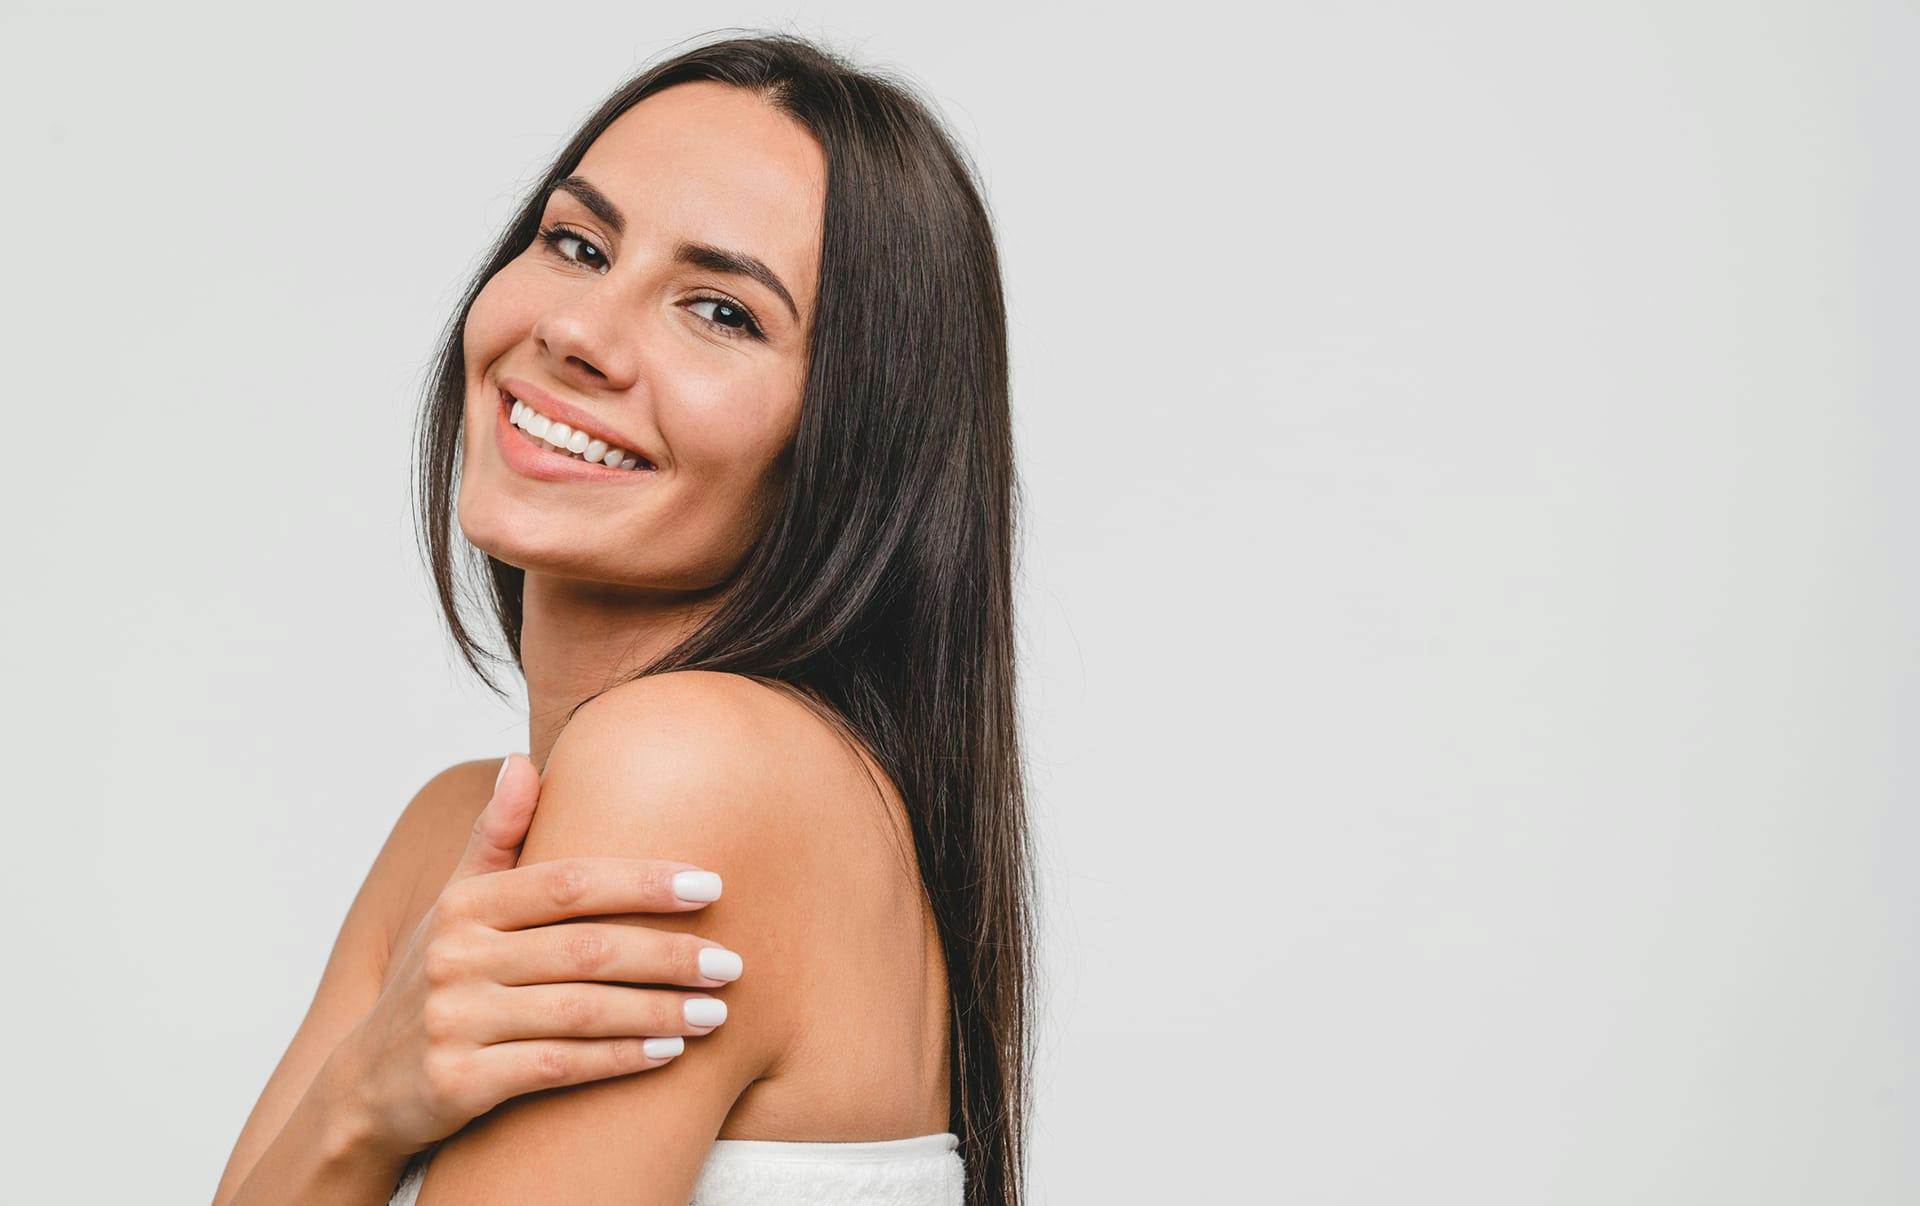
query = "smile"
xmin=504 ymin=392 xmax=652 ymax=471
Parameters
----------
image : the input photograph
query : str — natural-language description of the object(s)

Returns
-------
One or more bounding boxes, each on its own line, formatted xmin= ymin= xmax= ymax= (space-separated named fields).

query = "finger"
xmin=461 ymin=856 xmax=724 ymax=931
xmin=474 ymin=982 xmax=730 ymax=1044
xmin=486 ymin=921 xmax=745 ymax=989
xmin=450 ymin=754 xmax=539 ymax=883
xmin=471 ymin=1035 xmax=686 ymax=1100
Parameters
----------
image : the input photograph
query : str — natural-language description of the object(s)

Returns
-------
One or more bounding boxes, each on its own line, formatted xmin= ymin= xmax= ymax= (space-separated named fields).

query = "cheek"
xmin=452 ymin=273 xmax=536 ymax=549
xmin=458 ymin=268 xmax=545 ymax=463
xmin=463 ymin=269 xmax=535 ymax=370
xmin=670 ymin=385 xmax=799 ymax=501
xmin=647 ymin=388 xmax=798 ymax=564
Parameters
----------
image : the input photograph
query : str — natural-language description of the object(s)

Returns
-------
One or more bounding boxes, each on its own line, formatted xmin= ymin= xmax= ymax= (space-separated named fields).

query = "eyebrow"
xmin=548 ymin=174 xmax=800 ymax=323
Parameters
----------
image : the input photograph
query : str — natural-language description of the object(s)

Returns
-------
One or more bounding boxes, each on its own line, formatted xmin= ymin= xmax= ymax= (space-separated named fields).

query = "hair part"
xmin=412 ymin=29 xmax=1035 ymax=1206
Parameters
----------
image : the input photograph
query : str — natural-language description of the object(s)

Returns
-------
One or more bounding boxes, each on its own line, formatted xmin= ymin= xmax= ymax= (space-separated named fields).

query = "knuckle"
xmin=544 ymin=862 xmax=591 ymax=908
xmin=660 ymin=937 xmax=697 ymax=982
xmin=562 ymin=928 xmax=611 ymax=976
xmin=435 ymin=882 xmax=474 ymax=922
xmin=533 ymin=1045 xmax=574 ymax=1083
xmin=605 ymin=1037 xmax=638 ymax=1067
xmin=421 ymin=1049 xmax=466 ymax=1105
xmin=422 ymin=939 xmax=469 ymax=988
xmin=421 ymin=994 xmax=464 ymax=1043
xmin=554 ymin=989 xmax=598 ymax=1030
xmin=634 ymin=861 xmax=672 ymax=901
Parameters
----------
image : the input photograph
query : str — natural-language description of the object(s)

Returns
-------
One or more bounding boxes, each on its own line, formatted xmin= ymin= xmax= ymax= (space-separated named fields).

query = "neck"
xmin=517 ymin=571 xmax=720 ymax=772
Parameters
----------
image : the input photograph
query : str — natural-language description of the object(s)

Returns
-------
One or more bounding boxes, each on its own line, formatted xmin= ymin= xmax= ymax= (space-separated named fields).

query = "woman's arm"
xmin=407 ymin=672 xmax=814 ymax=1204
xmin=213 ymin=760 xmax=500 ymax=1205
xmin=221 ymin=1042 xmax=407 ymax=1204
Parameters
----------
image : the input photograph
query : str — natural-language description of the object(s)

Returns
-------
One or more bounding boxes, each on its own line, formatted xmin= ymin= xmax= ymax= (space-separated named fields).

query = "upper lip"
xmin=498 ymin=376 xmax=657 ymax=468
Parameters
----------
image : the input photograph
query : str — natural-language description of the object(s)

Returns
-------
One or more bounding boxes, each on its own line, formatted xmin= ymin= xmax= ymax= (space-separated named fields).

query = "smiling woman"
xmin=451 ymin=78 xmax=824 ymax=593
xmin=213 ymin=27 xmax=1033 ymax=1206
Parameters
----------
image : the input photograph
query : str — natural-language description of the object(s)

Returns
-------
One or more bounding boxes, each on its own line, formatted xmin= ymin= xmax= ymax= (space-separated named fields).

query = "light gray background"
xmin=1 ymin=1 xmax=1913 ymax=1202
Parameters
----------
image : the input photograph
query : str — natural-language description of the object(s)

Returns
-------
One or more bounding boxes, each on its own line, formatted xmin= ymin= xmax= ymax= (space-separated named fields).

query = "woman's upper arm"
xmin=215 ymin=759 xmax=500 ymax=1201
xmin=411 ymin=673 xmax=812 ymax=1205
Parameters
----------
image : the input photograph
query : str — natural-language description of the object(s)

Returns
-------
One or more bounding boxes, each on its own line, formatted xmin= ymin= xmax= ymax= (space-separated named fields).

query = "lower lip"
xmin=492 ymin=390 xmax=656 ymax=483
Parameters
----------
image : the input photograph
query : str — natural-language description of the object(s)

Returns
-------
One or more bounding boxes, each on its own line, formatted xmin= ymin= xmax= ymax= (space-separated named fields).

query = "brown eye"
xmin=536 ymin=225 xmax=608 ymax=273
xmin=686 ymin=295 xmax=765 ymax=341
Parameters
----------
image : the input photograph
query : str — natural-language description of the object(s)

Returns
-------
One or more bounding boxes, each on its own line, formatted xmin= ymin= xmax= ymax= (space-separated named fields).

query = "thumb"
xmin=450 ymin=753 xmax=539 ymax=882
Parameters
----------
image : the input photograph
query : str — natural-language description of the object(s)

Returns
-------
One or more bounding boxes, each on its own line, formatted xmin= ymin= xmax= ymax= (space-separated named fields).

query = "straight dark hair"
xmin=411 ymin=29 xmax=1034 ymax=1206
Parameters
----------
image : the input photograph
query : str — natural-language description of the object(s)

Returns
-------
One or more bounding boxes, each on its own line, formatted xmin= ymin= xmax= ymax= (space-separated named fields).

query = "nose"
xmin=532 ymin=286 xmax=640 ymax=391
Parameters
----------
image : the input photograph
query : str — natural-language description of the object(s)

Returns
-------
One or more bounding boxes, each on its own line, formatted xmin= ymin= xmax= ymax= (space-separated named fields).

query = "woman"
xmin=214 ymin=31 xmax=1035 ymax=1206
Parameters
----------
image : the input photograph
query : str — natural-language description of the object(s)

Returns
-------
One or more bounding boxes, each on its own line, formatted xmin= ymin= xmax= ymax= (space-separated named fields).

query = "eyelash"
xmin=534 ymin=224 xmax=767 ymax=342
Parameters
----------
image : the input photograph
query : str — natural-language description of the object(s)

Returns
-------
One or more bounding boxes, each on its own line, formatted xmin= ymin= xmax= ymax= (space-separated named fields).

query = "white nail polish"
xmin=643 ymin=1036 xmax=684 ymax=1059
xmin=673 ymin=871 xmax=723 ymax=902
xmin=699 ymin=948 xmax=744 ymax=981
xmin=684 ymin=998 xmax=728 ymax=1027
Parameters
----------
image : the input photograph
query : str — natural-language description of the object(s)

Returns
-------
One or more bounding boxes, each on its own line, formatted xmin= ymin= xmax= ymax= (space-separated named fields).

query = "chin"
xmin=457 ymin=491 xmax=577 ymax=575
xmin=454 ymin=455 xmax=765 ymax=591
xmin=455 ymin=500 xmax=694 ymax=589
xmin=459 ymin=513 xmax=594 ymax=580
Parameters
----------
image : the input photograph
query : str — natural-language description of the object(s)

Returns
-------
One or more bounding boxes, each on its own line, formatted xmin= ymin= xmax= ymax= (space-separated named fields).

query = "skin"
xmin=215 ymin=80 xmax=949 ymax=1205
xmin=444 ymin=79 xmax=951 ymax=1184
xmin=458 ymin=78 xmax=824 ymax=770
xmin=391 ymin=676 xmax=952 ymax=1202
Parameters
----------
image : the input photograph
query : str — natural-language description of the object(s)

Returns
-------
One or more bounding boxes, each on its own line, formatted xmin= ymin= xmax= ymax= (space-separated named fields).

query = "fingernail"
xmin=494 ymin=755 xmax=512 ymax=791
xmin=673 ymin=870 xmax=723 ymax=902
xmin=643 ymin=1036 xmax=684 ymax=1059
xmin=684 ymin=998 xmax=728 ymax=1027
xmin=699 ymin=948 xmax=744 ymax=981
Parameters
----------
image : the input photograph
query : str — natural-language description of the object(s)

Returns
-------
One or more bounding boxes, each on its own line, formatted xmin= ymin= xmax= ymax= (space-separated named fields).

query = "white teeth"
xmin=506 ymin=394 xmax=649 ymax=471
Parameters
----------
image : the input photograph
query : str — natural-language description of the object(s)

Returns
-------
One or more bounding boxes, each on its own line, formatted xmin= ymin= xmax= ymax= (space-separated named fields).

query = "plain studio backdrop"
xmin=1 ymin=2 xmax=1913 ymax=1202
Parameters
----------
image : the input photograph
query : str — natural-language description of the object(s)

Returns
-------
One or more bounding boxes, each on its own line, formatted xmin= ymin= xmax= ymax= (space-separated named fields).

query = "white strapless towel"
xmin=388 ymin=1130 xmax=965 ymax=1205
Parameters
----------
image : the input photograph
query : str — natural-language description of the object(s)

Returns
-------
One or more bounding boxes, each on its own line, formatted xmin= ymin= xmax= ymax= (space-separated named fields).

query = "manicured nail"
xmin=673 ymin=870 xmax=723 ymax=902
xmin=684 ymin=998 xmax=728 ymax=1027
xmin=494 ymin=755 xmax=512 ymax=791
xmin=643 ymin=1036 xmax=684 ymax=1059
xmin=699 ymin=948 xmax=744 ymax=981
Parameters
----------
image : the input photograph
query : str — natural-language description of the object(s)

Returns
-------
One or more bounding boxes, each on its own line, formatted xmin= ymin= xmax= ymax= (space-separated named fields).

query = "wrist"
xmin=308 ymin=1029 xmax=396 ymax=1166
xmin=226 ymin=1052 xmax=410 ymax=1206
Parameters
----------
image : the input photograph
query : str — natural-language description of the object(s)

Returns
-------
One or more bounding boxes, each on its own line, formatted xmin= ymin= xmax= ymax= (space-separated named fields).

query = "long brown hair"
xmin=412 ymin=30 xmax=1035 ymax=1206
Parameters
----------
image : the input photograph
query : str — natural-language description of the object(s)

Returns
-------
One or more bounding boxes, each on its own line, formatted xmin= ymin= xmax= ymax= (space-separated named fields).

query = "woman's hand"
xmin=322 ymin=754 xmax=745 ymax=1161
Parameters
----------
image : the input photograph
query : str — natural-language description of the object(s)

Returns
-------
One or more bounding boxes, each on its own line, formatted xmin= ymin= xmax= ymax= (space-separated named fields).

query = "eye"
xmin=685 ymin=295 xmax=766 ymax=341
xmin=535 ymin=224 xmax=607 ymax=273
xmin=534 ymin=223 xmax=767 ymax=343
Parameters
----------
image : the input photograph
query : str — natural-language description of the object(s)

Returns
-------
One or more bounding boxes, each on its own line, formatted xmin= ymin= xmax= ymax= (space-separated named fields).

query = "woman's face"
xmin=457 ymin=81 xmax=825 ymax=591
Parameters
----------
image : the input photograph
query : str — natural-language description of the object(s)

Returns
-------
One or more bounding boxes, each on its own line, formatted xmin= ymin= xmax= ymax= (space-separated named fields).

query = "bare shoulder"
xmin=401 ymin=675 xmax=943 ymax=1198
xmin=408 ymin=756 xmax=507 ymax=821
xmin=319 ymin=755 xmax=508 ymax=988
xmin=398 ymin=757 xmax=509 ymax=861
xmin=377 ymin=758 xmax=513 ymax=966
xmin=538 ymin=671 xmax=947 ymax=1136
xmin=561 ymin=670 xmax=873 ymax=785
xmin=552 ymin=670 xmax=916 ymax=870
xmin=531 ymin=667 xmax=903 ymax=991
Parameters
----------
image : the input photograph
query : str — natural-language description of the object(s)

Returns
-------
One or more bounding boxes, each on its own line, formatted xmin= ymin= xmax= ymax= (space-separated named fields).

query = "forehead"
xmin=569 ymin=81 xmax=826 ymax=313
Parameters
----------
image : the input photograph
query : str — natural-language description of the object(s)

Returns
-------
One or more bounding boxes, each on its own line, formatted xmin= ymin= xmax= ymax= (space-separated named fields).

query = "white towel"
xmin=389 ymin=1131 xmax=964 ymax=1205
